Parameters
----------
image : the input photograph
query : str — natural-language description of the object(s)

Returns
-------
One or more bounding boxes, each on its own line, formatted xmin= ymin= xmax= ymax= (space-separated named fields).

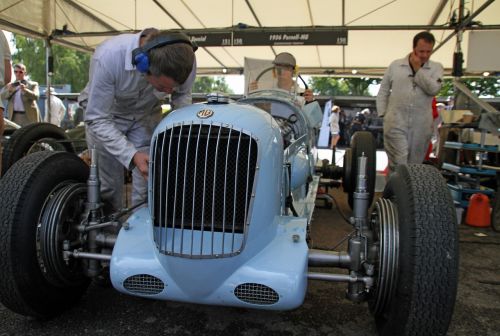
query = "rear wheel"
xmin=369 ymin=164 xmax=459 ymax=335
xmin=0 ymin=151 xmax=90 ymax=318
xmin=2 ymin=122 xmax=75 ymax=175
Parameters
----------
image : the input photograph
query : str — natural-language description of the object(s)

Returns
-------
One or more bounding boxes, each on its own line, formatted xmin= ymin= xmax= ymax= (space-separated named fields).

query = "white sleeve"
xmin=376 ymin=63 xmax=393 ymax=117
xmin=84 ymin=56 xmax=137 ymax=168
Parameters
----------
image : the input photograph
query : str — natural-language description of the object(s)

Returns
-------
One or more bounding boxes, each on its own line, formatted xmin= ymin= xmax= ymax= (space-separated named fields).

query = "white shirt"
xmin=44 ymin=94 xmax=66 ymax=126
xmin=13 ymin=87 xmax=24 ymax=111
xmin=329 ymin=112 xmax=340 ymax=134
xmin=83 ymin=31 xmax=197 ymax=168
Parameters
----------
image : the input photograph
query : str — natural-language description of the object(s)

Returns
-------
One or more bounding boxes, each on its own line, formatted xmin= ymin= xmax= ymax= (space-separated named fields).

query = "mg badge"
xmin=197 ymin=109 xmax=214 ymax=119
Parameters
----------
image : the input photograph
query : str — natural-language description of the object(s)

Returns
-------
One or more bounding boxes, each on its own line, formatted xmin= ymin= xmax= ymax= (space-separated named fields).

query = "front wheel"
xmin=369 ymin=164 xmax=459 ymax=335
xmin=0 ymin=151 xmax=90 ymax=318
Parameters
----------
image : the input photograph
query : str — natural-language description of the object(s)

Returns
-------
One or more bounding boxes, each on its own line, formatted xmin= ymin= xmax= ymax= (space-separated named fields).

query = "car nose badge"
xmin=197 ymin=109 xmax=215 ymax=119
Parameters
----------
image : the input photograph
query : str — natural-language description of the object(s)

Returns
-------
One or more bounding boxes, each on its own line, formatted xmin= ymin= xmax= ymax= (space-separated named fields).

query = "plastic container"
xmin=465 ymin=193 xmax=491 ymax=228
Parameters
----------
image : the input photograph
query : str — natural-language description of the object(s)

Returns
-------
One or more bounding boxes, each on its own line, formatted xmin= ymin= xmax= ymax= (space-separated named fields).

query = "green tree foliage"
xmin=438 ymin=78 xmax=455 ymax=98
xmin=193 ymin=76 xmax=233 ymax=94
xmin=309 ymin=77 xmax=381 ymax=96
xmin=12 ymin=34 xmax=90 ymax=92
xmin=438 ymin=77 xmax=500 ymax=98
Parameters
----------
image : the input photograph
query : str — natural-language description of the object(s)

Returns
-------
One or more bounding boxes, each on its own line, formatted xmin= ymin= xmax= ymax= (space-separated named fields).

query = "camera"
xmin=12 ymin=80 xmax=27 ymax=87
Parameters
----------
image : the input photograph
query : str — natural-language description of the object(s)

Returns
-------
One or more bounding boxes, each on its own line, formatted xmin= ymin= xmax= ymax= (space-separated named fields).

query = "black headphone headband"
xmin=134 ymin=32 xmax=197 ymax=58
xmin=145 ymin=33 xmax=197 ymax=52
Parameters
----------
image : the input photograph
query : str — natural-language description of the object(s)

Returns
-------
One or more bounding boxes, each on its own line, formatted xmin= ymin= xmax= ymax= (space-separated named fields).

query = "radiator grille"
xmin=151 ymin=123 xmax=258 ymax=258
xmin=123 ymin=274 xmax=165 ymax=295
xmin=234 ymin=283 xmax=279 ymax=305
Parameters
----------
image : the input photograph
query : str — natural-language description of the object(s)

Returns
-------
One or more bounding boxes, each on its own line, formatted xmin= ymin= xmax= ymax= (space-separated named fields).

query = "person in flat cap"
xmin=272 ymin=52 xmax=314 ymax=103
xmin=250 ymin=52 xmax=314 ymax=103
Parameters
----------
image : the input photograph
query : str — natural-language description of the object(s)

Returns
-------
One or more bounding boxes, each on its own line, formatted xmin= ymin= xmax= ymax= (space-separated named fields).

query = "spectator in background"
xmin=0 ymin=63 xmax=40 ymax=126
xmin=44 ymin=87 xmax=66 ymax=127
xmin=0 ymin=31 xmax=11 ymax=88
xmin=338 ymin=108 xmax=348 ymax=146
xmin=350 ymin=108 xmax=368 ymax=135
xmin=432 ymin=101 xmax=445 ymax=151
xmin=329 ymin=105 xmax=341 ymax=149
xmin=376 ymin=31 xmax=443 ymax=173
xmin=329 ymin=105 xmax=341 ymax=164
xmin=446 ymin=95 xmax=455 ymax=110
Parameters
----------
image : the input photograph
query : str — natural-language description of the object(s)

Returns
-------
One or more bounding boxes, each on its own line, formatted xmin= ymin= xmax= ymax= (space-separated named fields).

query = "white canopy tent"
xmin=1 ymin=0 xmax=499 ymax=76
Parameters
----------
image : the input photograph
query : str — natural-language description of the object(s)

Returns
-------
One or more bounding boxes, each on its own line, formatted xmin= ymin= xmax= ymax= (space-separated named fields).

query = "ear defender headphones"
xmin=132 ymin=32 xmax=198 ymax=74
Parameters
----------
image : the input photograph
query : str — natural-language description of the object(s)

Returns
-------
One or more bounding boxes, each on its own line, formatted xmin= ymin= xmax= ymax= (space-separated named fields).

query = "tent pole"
xmin=45 ymin=39 xmax=53 ymax=123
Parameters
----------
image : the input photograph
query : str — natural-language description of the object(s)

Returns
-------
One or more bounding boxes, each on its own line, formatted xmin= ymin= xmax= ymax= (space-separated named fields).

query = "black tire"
xmin=342 ymin=147 xmax=352 ymax=191
xmin=373 ymin=164 xmax=459 ymax=335
xmin=2 ymin=122 xmax=75 ymax=176
xmin=0 ymin=151 xmax=90 ymax=318
xmin=346 ymin=131 xmax=376 ymax=209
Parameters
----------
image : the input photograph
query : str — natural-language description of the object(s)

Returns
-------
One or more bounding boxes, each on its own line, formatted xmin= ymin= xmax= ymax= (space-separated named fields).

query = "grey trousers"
xmin=86 ymin=118 xmax=152 ymax=211
xmin=384 ymin=125 xmax=432 ymax=174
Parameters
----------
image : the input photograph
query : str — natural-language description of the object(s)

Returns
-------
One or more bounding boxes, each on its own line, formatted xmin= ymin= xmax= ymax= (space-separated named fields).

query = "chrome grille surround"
xmin=234 ymin=283 xmax=279 ymax=305
xmin=151 ymin=122 xmax=258 ymax=258
xmin=123 ymin=274 xmax=165 ymax=295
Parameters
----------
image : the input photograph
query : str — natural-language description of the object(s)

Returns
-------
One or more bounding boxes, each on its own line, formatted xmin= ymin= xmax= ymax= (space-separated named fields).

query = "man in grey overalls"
xmin=377 ymin=31 xmax=443 ymax=173
xmin=83 ymin=29 xmax=197 ymax=210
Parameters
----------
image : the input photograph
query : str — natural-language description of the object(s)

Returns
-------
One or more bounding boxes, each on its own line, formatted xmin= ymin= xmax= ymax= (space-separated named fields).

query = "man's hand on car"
xmin=133 ymin=151 xmax=149 ymax=179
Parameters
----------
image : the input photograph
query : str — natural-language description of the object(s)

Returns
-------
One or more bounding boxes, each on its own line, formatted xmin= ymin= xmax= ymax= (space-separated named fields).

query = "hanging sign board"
xmin=188 ymin=32 xmax=233 ymax=47
xmin=187 ymin=30 xmax=348 ymax=46
xmin=232 ymin=30 xmax=348 ymax=46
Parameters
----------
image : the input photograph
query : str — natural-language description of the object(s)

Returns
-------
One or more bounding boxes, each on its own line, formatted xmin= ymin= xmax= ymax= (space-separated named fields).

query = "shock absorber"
xmin=346 ymin=154 xmax=372 ymax=302
xmin=86 ymin=148 xmax=102 ymax=277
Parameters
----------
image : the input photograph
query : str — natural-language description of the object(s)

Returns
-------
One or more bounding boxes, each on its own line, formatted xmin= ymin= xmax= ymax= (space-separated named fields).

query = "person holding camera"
xmin=0 ymin=63 xmax=41 ymax=126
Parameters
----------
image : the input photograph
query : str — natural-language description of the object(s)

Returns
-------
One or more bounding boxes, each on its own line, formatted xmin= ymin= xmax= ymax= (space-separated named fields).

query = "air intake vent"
xmin=234 ymin=283 xmax=279 ymax=305
xmin=123 ymin=274 xmax=165 ymax=295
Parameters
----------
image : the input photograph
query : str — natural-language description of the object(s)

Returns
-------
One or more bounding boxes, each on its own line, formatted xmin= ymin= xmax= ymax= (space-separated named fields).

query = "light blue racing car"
xmin=0 ymin=83 xmax=459 ymax=335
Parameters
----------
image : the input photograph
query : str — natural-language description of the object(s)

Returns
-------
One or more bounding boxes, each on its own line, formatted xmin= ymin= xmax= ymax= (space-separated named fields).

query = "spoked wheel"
xmin=39 ymin=183 xmax=88 ymax=286
xmin=0 ymin=151 xmax=90 ymax=318
xmin=27 ymin=137 xmax=68 ymax=153
xmin=369 ymin=164 xmax=459 ymax=336
xmin=343 ymin=131 xmax=376 ymax=209
xmin=368 ymin=198 xmax=399 ymax=316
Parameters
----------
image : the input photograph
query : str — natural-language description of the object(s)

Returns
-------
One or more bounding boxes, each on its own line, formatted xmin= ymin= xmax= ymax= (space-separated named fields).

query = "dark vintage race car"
xmin=0 ymin=84 xmax=459 ymax=335
xmin=1 ymin=119 xmax=86 ymax=176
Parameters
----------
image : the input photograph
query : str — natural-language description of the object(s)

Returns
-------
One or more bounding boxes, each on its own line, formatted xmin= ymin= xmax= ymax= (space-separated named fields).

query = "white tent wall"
xmin=1 ymin=0 xmax=499 ymax=76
